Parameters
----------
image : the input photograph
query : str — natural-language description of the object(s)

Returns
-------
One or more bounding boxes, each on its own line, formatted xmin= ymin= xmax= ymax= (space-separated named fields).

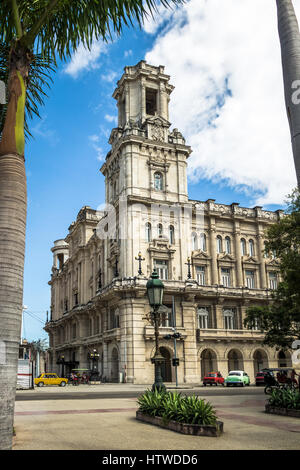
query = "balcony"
xmin=144 ymin=325 xmax=187 ymax=341
xmin=196 ymin=328 xmax=264 ymax=343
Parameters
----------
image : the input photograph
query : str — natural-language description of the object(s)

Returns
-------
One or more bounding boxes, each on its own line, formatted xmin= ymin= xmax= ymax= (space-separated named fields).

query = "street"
xmin=13 ymin=384 xmax=300 ymax=451
xmin=15 ymin=384 xmax=265 ymax=401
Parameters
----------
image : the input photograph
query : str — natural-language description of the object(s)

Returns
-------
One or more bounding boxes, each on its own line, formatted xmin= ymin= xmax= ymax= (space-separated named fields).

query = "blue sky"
xmin=22 ymin=0 xmax=298 ymax=341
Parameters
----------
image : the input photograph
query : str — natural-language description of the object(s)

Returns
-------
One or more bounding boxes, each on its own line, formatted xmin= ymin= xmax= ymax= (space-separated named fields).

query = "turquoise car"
xmin=225 ymin=370 xmax=250 ymax=387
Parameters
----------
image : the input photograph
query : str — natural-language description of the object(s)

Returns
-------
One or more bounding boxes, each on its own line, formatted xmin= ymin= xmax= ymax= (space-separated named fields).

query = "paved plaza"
xmin=12 ymin=384 xmax=300 ymax=451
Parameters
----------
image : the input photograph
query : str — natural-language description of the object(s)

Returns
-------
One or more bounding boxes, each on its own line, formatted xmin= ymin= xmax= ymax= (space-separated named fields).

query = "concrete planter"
xmin=265 ymin=404 xmax=300 ymax=418
xmin=136 ymin=411 xmax=223 ymax=437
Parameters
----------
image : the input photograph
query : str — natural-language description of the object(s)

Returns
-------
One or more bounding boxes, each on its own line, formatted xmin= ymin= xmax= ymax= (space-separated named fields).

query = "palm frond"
xmin=0 ymin=41 xmax=55 ymax=139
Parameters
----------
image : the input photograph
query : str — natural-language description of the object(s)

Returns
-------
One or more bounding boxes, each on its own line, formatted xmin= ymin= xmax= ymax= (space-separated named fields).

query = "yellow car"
xmin=34 ymin=373 xmax=68 ymax=387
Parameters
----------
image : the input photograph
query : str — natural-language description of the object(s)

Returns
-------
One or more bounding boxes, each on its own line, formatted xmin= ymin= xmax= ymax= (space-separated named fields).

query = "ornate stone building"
xmin=45 ymin=61 xmax=292 ymax=384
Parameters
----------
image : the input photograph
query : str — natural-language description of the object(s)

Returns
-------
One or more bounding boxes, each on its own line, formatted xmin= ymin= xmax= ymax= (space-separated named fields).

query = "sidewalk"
xmin=13 ymin=385 xmax=300 ymax=450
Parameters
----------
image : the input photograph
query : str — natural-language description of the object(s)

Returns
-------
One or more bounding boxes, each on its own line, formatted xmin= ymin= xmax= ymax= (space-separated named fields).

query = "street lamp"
xmin=89 ymin=349 xmax=100 ymax=381
xmin=146 ymin=270 xmax=165 ymax=392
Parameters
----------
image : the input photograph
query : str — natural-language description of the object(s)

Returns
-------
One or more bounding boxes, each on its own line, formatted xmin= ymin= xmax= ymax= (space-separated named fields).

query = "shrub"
xmin=268 ymin=388 xmax=300 ymax=410
xmin=137 ymin=390 xmax=217 ymax=426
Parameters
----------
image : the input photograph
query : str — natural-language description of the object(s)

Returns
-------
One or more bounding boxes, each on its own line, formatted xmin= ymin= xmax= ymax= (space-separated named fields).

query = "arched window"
xmin=154 ymin=172 xmax=163 ymax=191
xmin=192 ymin=232 xmax=198 ymax=251
xmin=223 ymin=309 xmax=236 ymax=330
xmin=225 ymin=236 xmax=231 ymax=254
xmin=249 ymin=239 xmax=255 ymax=257
xmin=241 ymin=238 xmax=246 ymax=256
xmin=216 ymin=235 xmax=222 ymax=254
xmin=145 ymin=222 xmax=152 ymax=242
xmin=169 ymin=225 xmax=175 ymax=244
xmin=200 ymin=233 xmax=206 ymax=251
xmin=197 ymin=307 xmax=209 ymax=329
xmin=157 ymin=223 xmax=163 ymax=237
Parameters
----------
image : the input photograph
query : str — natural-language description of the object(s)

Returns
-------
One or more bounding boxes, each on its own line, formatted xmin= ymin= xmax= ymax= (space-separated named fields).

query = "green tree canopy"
xmin=244 ymin=189 xmax=300 ymax=349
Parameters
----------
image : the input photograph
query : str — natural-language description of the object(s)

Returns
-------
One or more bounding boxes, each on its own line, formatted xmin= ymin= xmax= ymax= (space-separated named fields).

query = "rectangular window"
xmin=221 ymin=268 xmax=231 ymax=287
xmin=161 ymin=306 xmax=172 ymax=327
xmin=245 ymin=270 xmax=255 ymax=289
xmin=114 ymin=311 xmax=120 ymax=329
xmin=196 ymin=266 xmax=205 ymax=286
xmin=269 ymin=272 xmax=278 ymax=290
xmin=146 ymin=88 xmax=157 ymax=115
xmin=154 ymin=259 xmax=168 ymax=280
xmin=199 ymin=313 xmax=208 ymax=329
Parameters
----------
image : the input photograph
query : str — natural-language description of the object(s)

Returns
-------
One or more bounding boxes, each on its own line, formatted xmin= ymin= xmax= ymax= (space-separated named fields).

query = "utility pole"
xmin=164 ymin=296 xmax=181 ymax=387
xmin=172 ymin=296 xmax=179 ymax=387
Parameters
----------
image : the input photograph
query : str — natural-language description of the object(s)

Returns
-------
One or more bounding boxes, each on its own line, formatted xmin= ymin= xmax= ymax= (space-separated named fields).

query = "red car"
xmin=203 ymin=372 xmax=225 ymax=386
xmin=255 ymin=371 xmax=269 ymax=386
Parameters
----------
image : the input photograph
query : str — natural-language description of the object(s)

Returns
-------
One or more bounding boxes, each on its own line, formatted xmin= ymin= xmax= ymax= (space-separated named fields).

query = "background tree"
xmin=244 ymin=189 xmax=300 ymax=350
xmin=276 ymin=0 xmax=300 ymax=186
xmin=29 ymin=338 xmax=48 ymax=376
xmin=0 ymin=0 xmax=183 ymax=450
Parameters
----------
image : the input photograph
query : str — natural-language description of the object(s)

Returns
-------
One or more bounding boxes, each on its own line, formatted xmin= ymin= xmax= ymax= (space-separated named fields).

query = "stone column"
xmin=103 ymin=341 xmax=109 ymax=379
xmin=257 ymin=233 xmax=267 ymax=289
xmin=141 ymin=81 xmax=146 ymax=122
xmin=125 ymin=84 xmax=130 ymax=124
xmin=209 ymin=222 xmax=218 ymax=285
xmin=52 ymin=349 xmax=58 ymax=374
xmin=215 ymin=302 xmax=224 ymax=330
xmin=128 ymin=297 xmax=147 ymax=384
xmin=79 ymin=345 xmax=87 ymax=370
xmin=181 ymin=299 xmax=198 ymax=383
xmin=234 ymin=222 xmax=243 ymax=287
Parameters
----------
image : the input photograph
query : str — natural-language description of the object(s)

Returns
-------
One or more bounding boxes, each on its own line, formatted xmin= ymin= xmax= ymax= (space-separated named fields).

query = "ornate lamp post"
xmin=146 ymin=270 xmax=166 ymax=392
xmin=89 ymin=349 xmax=100 ymax=381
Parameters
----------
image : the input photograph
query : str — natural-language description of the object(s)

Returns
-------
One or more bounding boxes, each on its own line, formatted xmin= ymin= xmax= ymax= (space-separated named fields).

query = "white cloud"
xmin=101 ymin=71 xmax=118 ymax=83
xmin=105 ymin=114 xmax=118 ymax=124
xmin=64 ymin=41 xmax=107 ymax=78
xmin=31 ymin=115 xmax=60 ymax=146
xmin=145 ymin=0 xmax=299 ymax=206
xmin=88 ymin=132 xmax=109 ymax=162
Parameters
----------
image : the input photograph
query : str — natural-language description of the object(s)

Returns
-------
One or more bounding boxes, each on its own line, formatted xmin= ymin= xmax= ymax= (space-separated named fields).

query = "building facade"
xmin=45 ymin=61 xmax=292 ymax=384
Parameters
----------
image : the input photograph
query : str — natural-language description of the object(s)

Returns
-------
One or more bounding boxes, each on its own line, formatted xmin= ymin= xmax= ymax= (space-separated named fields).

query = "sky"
xmin=22 ymin=0 xmax=298 ymax=342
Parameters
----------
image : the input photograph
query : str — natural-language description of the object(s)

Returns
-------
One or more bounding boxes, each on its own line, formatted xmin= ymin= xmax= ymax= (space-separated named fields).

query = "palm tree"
xmin=276 ymin=0 xmax=300 ymax=186
xmin=29 ymin=338 xmax=48 ymax=376
xmin=0 ymin=0 xmax=182 ymax=450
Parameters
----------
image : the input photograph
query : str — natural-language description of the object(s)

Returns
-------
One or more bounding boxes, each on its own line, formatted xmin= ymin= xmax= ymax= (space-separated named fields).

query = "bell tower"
xmin=113 ymin=60 xmax=173 ymax=129
xmin=100 ymin=61 xmax=192 ymax=204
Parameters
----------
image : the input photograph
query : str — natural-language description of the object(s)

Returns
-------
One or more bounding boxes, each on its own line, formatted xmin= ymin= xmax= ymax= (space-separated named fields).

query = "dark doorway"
xmin=159 ymin=347 xmax=172 ymax=382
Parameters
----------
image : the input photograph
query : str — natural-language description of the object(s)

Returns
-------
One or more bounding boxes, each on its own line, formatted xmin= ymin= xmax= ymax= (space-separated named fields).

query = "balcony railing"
xmin=196 ymin=328 xmax=264 ymax=342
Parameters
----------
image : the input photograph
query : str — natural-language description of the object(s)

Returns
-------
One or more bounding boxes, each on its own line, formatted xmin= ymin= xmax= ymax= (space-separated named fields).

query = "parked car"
xmin=34 ymin=373 xmax=68 ymax=387
xmin=203 ymin=372 xmax=225 ymax=386
xmin=225 ymin=371 xmax=250 ymax=387
xmin=255 ymin=371 xmax=268 ymax=386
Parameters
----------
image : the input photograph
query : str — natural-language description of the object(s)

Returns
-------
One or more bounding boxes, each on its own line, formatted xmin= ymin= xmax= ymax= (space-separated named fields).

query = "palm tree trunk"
xmin=0 ymin=153 xmax=26 ymax=450
xmin=276 ymin=0 xmax=300 ymax=187
xmin=0 ymin=48 xmax=28 ymax=450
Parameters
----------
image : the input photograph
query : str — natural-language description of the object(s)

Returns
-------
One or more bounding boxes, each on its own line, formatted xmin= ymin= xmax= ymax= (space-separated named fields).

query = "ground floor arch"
xmin=159 ymin=347 xmax=172 ymax=382
xmin=278 ymin=350 xmax=292 ymax=368
xmin=111 ymin=347 xmax=119 ymax=382
xmin=253 ymin=349 xmax=269 ymax=375
xmin=227 ymin=349 xmax=244 ymax=372
xmin=200 ymin=348 xmax=218 ymax=379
